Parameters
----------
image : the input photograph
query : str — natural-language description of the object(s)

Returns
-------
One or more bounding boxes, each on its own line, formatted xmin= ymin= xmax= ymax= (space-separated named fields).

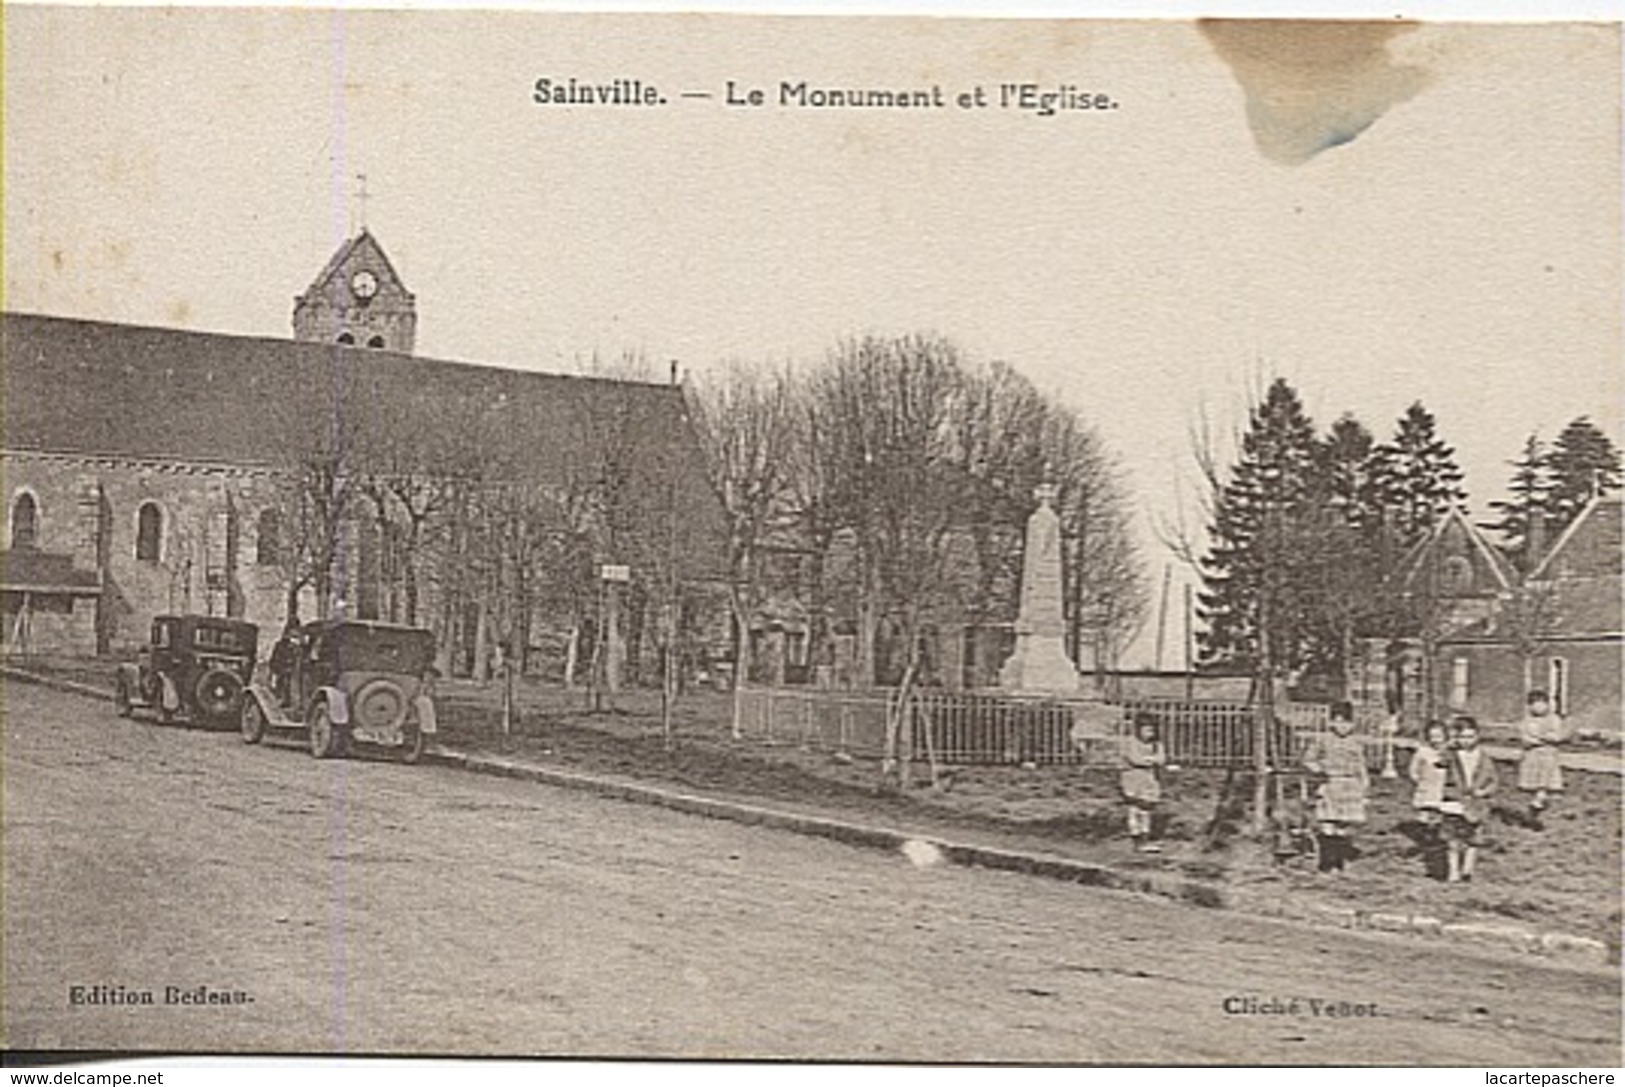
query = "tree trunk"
xmin=604 ymin=582 xmax=623 ymax=695
xmin=563 ymin=623 xmax=580 ymax=690
xmin=404 ymin=535 xmax=419 ymax=626
xmin=472 ymin=598 xmax=491 ymax=685
xmin=885 ymin=657 xmax=919 ymax=788
xmin=730 ymin=604 xmax=750 ymax=738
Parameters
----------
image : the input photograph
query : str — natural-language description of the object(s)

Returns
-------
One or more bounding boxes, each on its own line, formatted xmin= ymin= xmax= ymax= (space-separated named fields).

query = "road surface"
xmin=4 ymin=681 xmax=1619 ymax=1063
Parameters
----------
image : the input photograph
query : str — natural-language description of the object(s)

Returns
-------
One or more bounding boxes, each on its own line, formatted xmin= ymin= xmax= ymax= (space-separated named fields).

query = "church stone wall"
xmin=3 ymin=452 xmax=304 ymax=657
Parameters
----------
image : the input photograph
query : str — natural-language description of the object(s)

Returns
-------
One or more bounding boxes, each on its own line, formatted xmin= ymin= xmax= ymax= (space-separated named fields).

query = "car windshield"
xmin=331 ymin=627 xmax=434 ymax=674
xmin=193 ymin=626 xmax=249 ymax=652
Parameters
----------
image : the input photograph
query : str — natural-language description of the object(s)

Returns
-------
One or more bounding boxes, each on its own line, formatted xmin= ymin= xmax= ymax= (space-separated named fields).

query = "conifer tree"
xmin=1198 ymin=378 xmax=1321 ymax=676
xmin=1303 ymin=413 xmax=1394 ymax=681
xmin=1483 ymin=432 xmax=1550 ymax=573
xmin=1318 ymin=414 xmax=1385 ymax=534
xmin=1545 ymin=416 xmax=1621 ymax=529
xmin=1376 ymin=402 xmax=1467 ymax=547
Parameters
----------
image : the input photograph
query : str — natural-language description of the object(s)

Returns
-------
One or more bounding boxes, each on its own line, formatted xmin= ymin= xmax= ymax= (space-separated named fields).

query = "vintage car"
xmin=114 ymin=615 xmax=260 ymax=727
xmin=239 ymin=619 xmax=437 ymax=762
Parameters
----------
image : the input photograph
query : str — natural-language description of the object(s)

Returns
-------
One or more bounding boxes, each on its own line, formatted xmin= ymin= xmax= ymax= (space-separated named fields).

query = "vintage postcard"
xmin=3 ymin=4 xmax=1620 ymax=1069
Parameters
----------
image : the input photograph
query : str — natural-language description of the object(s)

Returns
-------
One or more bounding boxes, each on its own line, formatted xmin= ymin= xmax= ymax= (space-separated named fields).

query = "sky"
xmin=5 ymin=7 xmax=1620 ymax=666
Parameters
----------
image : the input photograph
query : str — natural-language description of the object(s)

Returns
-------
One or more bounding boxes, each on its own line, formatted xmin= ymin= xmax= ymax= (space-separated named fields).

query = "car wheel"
xmin=309 ymin=701 xmax=345 ymax=759
xmin=194 ymin=670 xmax=244 ymax=728
xmin=240 ymin=697 xmax=265 ymax=745
xmin=114 ymin=675 xmax=134 ymax=718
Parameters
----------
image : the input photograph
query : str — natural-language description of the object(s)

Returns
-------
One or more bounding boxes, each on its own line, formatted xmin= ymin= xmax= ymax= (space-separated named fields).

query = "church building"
xmin=2 ymin=230 xmax=723 ymax=677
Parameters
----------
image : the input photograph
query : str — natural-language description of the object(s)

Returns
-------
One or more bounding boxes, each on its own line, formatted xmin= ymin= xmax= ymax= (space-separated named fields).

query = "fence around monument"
xmin=731 ymin=685 xmax=1387 ymax=770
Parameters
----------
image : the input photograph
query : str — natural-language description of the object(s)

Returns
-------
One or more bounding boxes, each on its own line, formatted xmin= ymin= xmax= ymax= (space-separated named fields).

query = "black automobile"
xmin=240 ymin=619 xmax=438 ymax=762
xmin=114 ymin=615 xmax=260 ymax=726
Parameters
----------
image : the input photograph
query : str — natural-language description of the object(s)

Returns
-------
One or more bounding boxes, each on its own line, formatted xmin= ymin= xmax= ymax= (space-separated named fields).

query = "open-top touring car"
xmin=240 ymin=618 xmax=437 ymax=762
xmin=114 ymin=615 xmax=260 ymax=727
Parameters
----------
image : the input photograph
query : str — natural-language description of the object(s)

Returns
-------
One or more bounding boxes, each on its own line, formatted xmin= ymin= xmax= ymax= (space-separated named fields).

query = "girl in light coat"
xmin=1516 ymin=689 xmax=1568 ymax=829
xmin=1303 ymin=701 xmax=1369 ymax=874
xmin=1119 ymin=711 xmax=1167 ymax=853
xmin=1408 ymin=719 xmax=1451 ymax=878
xmin=1408 ymin=719 xmax=1451 ymax=820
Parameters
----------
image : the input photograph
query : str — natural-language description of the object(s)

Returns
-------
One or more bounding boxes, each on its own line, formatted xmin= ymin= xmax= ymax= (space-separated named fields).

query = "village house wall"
xmin=1434 ymin=640 xmax=1621 ymax=734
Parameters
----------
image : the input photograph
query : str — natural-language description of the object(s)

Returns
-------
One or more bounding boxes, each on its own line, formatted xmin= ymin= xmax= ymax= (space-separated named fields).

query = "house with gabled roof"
xmin=1383 ymin=498 xmax=1622 ymax=734
xmin=1507 ymin=495 xmax=1622 ymax=731
xmin=2 ymin=230 xmax=724 ymax=677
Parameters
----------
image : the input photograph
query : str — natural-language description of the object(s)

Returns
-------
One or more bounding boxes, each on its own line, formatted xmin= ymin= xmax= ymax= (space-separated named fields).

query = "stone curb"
xmin=421 ymin=747 xmax=1231 ymax=911
xmin=3 ymin=667 xmax=116 ymax=705
xmin=6 ymin=665 xmax=1614 ymax=969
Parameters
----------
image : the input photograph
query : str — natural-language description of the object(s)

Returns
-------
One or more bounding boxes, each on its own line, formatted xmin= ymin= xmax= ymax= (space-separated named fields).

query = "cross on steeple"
xmin=354 ymin=172 xmax=371 ymax=232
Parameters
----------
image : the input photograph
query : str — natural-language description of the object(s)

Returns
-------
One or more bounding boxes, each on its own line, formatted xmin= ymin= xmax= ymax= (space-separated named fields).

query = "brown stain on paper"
xmin=1200 ymin=20 xmax=1430 ymax=165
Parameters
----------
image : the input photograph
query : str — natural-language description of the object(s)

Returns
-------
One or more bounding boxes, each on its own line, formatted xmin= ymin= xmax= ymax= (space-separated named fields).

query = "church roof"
xmin=2 ymin=310 xmax=725 ymax=575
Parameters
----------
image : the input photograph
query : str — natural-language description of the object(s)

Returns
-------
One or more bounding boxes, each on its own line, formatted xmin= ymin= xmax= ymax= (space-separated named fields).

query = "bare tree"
xmin=1043 ymin=400 xmax=1147 ymax=674
xmin=269 ymin=407 xmax=363 ymax=622
xmin=689 ymin=361 xmax=798 ymax=719
xmin=805 ymin=335 xmax=969 ymax=693
xmin=946 ymin=361 xmax=1048 ymax=681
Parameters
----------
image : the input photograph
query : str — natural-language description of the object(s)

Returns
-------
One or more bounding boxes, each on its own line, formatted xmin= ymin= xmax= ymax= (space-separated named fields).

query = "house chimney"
xmin=1526 ymin=509 xmax=1548 ymax=573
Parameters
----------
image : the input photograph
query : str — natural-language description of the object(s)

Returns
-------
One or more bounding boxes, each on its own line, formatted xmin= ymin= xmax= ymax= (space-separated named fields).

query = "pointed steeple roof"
xmin=298 ymin=228 xmax=412 ymax=301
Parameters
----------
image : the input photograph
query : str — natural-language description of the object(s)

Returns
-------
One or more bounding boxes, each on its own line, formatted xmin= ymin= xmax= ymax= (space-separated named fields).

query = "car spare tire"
xmin=193 ymin=669 xmax=244 ymax=723
xmin=353 ymin=679 xmax=408 ymax=731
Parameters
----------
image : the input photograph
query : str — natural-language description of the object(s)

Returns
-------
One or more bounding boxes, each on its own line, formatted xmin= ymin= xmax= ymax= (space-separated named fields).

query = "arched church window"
xmin=136 ymin=502 xmax=163 ymax=562
xmin=336 ymin=332 xmax=355 ymax=345
xmin=10 ymin=492 xmax=38 ymax=550
xmin=256 ymin=508 xmax=281 ymax=566
xmin=367 ymin=335 xmax=385 ymax=349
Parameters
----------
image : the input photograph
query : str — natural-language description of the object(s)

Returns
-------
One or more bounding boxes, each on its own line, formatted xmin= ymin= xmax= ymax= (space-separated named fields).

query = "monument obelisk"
xmin=999 ymin=481 xmax=1084 ymax=693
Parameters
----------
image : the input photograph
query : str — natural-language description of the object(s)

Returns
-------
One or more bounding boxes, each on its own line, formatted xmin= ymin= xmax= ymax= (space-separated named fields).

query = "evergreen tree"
xmin=1376 ymin=402 xmax=1467 ymax=546
xmin=1317 ymin=414 xmax=1384 ymax=534
xmin=1545 ymin=416 xmax=1621 ymax=529
xmin=1302 ymin=413 xmax=1397 ymax=679
xmin=1198 ymin=379 xmax=1321 ymax=677
xmin=1483 ymin=432 xmax=1550 ymax=573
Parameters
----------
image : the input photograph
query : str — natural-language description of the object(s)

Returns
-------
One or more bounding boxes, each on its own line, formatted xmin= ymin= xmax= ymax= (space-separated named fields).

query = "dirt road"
xmin=4 ymin=681 xmax=1618 ymax=1063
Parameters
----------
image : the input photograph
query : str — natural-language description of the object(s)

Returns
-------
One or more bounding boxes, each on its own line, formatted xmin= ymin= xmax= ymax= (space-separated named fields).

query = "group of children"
xmin=1403 ymin=713 xmax=1501 ymax=882
xmin=1113 ymin=690 xmax=1570 ymax=882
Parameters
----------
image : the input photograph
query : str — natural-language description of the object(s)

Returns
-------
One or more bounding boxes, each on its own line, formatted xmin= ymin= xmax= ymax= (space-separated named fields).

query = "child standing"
xmin=1440 ymin=715 xmax=1498 ymax=883
xmin=1407 ymin=719 xmax=1452 ymax=878
xmin=1516 ymin=689 xmax=1568 ymax=830
xmin=1119 ymin=711 xmax=1167 ymax=853
xmin=1302 ymin=701 xmax=1369 ymax=874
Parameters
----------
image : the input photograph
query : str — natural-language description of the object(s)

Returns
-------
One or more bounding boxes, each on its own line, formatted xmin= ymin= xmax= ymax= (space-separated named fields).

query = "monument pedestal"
xmin=999 ymin=629 xmax=1083 ymax=693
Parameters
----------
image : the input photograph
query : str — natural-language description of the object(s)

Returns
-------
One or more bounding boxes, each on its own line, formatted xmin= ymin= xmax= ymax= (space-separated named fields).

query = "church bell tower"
xmin=292 ymin=228 xmax=417 ymax=354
